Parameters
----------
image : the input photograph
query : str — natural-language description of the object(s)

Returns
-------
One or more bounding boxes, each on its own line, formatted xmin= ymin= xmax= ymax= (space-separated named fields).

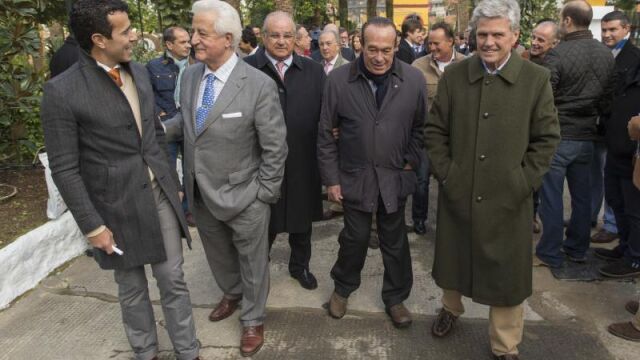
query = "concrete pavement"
xmin=0 ymin=190 xmax=639 ymax=359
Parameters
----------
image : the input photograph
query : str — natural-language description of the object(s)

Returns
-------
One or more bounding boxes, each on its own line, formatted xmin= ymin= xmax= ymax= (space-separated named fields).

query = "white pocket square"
xmin=222 ymin=112 xmax=242 ymax=119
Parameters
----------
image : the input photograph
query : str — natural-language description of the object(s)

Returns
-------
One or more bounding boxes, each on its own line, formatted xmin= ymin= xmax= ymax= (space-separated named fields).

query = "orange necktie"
xmin=107 ymin=68 xmax=123 ymax=87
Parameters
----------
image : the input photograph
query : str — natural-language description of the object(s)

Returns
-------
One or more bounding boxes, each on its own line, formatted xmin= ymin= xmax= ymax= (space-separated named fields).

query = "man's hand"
xmin=88 ymin=227 xmax=115 ymax=255
xmin=327 ymin=185 xmax=343 ymax=204
xmin=403 ymin=163 xmax=413 ymax=171
xmin=179 ymin=191 xmax=184 ymax=202
xmin=332 ymin=128 xmax=340 ymax=140
xmin=628 ymin=115 xmax=640 ymax=141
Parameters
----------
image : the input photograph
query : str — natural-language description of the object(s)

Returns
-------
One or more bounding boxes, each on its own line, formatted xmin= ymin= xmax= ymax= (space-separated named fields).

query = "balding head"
xmin=324 ymin=23 xmax=339 ymax=33
xmin=561 ymin=0 xmax=592 ymax=33
xmin=262 ymin=11 xmax=295 ymax=36
xmin=530 ymin=21 xmax=559 ymax=58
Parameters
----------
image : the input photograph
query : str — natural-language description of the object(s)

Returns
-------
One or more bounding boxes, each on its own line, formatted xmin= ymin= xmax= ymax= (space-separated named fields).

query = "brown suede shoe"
xmin=240 ymin=325 xmax=264 ymax=357
xmin=608 ymin=321 xmax=640 ymax=342
xmin=432 ymin=308 xmax=458 ymax=337
xmin=209 ymin=296 xmax=241 ymax=322
xmin=495 ymin=355 xmax=520 ymax=360
xmin=386 ymin=303 xmax=412 ymax=328
xmin=591 ymin=229 xmax=619 ymax=243
xmin=626 ymin=300 xmax=639 ymax=315
xmin=328 ymin=291 xmax=348 ymax=319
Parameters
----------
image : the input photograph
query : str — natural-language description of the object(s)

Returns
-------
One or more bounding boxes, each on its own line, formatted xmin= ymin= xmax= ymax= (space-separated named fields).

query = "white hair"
xmin=319 ymin=30 xmax=340 ymax=44
xmin=470 ymin=0 xmax=521 ymax=32
xmin=191 ymin=0 xmax=242 ymax=49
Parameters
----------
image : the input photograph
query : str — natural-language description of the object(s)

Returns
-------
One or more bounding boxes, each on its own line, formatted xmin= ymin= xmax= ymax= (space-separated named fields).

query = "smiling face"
xmin=475 ymin=17 xmax=518 ymax=71
xmin=191 ymin=11 xmax=233 ymax=70
xmin=530 ymin=23 xmax=557 ymax=57
xmin=92 ymin=11 xmax=137 ymax=67
xmin=362 ymin=24 xmax=396 ymax=75
xmin=428 ymin=28 xmax=454 ymax=62
xmin=601 ymin=20 xmax=629 ymax=48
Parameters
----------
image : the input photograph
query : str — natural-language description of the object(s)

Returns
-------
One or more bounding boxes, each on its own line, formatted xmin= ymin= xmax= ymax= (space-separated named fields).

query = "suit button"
xmin=376 ymin=121 xmax=379 ymax=125
xmin=476 ymin=196 xmax=483 ymax=202
xmin=483 ymin=112 xmax=489 ymax=119
xmin=479 ymin=155 xmax=486 ymax=161
xmin=143 ymin=183 xmax=148 ymax=189
xmin=127 ymin=124 xmax=133 ymax=130
xmin=484 ymin=80 xmax=491 ymax=85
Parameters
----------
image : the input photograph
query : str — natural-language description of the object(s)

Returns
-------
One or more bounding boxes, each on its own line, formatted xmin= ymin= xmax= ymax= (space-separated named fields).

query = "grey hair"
xmin=470 ymin=0 xmax=521 ymax=32
xmin=262 ymin=11 xmax=296 ymax=37
xmin=191 ymin=0 xmax=242 ymax=49
xmin=319 ymin=30 xmax=340 ymax=44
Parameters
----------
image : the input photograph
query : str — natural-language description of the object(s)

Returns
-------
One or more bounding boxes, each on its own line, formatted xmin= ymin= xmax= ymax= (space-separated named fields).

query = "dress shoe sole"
xmin=240 ymin=342 xmax=264 ymax=357
xmin=594 ymin=251 xmax=622 ymax=261
xmin=599 ymin=268 xmax=640 ymax=278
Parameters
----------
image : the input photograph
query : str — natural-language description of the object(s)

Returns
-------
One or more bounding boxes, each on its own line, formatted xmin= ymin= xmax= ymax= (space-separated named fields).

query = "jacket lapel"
xmin=196 ymin=61 xmax=246 ymax=138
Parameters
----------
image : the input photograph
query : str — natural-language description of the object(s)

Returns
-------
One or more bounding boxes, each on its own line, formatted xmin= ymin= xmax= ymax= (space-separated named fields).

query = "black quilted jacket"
xmin=543 ymin=30 xmax=615 ymax=140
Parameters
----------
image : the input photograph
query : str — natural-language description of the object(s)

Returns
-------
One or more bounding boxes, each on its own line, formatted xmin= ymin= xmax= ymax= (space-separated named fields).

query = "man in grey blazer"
xmin=40 ymin=1 xmax=199 ymax=359
xmin=165 ymin=0 xmax=287 ymax=356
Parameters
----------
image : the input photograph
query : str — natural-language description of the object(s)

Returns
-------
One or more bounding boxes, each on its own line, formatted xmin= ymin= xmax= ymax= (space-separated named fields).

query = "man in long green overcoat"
xmin=424 ymin=0 xmax=560 ymax=358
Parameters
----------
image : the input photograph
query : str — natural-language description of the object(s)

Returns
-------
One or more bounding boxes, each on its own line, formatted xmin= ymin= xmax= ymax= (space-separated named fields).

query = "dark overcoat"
xmin=245 ymin=49 xmax=325 ymax=233
xmin=425 ymin=53 xmax=560 ymax=306
xmin=41 ymin=51 xmax=191 ymax=270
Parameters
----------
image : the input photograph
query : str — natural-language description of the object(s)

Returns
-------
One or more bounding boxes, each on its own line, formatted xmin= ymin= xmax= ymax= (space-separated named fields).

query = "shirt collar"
xmin=202 ymin=53 xmax=238 ymax=83
xmin=325 ymin=53 xmax=339 ymax=66
xmin=264 ymin=51 xmax=293 ymax=68
xmin=482 ymin=52 xmax=511 ymax=75
xmin=96 ymin=61 xmax=120 ymax=72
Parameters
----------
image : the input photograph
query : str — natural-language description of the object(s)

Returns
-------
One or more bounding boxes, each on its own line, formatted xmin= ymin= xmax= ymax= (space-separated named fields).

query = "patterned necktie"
xmin=107 ymin=68 xmax=123 ymax=87
xmin=195 ymin=74 xmax=215 ymax=135
xmin=276 ymin=61 xmax=286 ymax=81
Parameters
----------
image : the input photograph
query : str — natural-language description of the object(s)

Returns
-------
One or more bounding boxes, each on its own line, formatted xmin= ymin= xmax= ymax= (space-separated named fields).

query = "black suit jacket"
xmin=396 ymin=39 xmax=416 ymax=64
xmin=41 ymin=51 xmax=191 ymax=270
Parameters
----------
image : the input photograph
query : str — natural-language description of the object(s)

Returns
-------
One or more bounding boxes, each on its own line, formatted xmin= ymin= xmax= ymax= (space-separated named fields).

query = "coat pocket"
xmin=228 ymin=164 xmax=259 ymax=185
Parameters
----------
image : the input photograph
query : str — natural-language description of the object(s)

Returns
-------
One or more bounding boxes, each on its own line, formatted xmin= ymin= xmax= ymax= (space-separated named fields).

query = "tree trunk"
xmin=385 ymin=0 xmax=393 ymax=20
xmin=339 ymin=0 xmax=348 ymax=27
xmin=274 ymin=0 xmax=294 ymax=14
xmin=367 ymin=0 xmax=377 ymax=19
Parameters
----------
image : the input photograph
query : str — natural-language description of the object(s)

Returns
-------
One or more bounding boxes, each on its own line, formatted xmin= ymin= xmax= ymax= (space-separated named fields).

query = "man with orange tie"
xmin=40 ymin=1 xmax=200 ymax=359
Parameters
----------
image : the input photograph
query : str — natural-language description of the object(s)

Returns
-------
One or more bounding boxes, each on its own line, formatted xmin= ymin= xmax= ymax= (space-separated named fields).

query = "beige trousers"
xmin=442 ymin=289 xmax=524 ymax=356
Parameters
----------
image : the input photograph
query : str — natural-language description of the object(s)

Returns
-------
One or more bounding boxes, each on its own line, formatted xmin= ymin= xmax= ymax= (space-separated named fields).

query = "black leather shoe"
xmin=413 ymin=221 xmax=427 ymax=235
xmin=594 ymin=247 xmax=624 ymax=261
xmin=600 ymin=259 xmax=640 ymax=278
xmin=291 ymin=269 xmax=318 ymax=290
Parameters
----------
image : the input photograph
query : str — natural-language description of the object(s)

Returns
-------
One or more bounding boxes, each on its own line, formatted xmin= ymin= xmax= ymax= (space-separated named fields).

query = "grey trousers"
xmin=113 ymin=186 xmax=199 ymax=360
xmin=193 ymin=194 xmax=271 ymax=326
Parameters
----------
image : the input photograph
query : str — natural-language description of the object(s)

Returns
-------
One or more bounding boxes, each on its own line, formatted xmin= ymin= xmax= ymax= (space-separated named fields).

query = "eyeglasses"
xmin=266 ymin=32 xmax=295 ymax=41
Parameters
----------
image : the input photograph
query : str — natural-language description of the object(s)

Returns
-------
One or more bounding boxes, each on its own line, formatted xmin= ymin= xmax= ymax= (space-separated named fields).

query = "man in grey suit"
xmin=165 ymin=0 xmax=287 ymax=356
xmin=40 ymin=1 xmax=199 ymax=359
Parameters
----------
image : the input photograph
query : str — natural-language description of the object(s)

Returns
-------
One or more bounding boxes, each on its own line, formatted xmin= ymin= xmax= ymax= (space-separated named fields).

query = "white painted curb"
xmin=0 ymin=211 xmax=87 ymax=309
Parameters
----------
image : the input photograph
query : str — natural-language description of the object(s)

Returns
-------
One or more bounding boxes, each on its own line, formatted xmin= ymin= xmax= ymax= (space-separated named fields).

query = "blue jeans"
xmin=167 ymin=141 xmax=189 ymax=214
xmin=411 ymin=152 xmax=430 ymax=224
xmin=537 ymin=140 xmax=594 ymax=267
xmin=590 ymin=142 xmax=618 ymax=233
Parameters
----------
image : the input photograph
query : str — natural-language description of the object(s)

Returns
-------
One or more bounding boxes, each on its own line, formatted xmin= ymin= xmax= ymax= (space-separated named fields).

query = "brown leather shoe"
xmin=608 ymin=321 xmax=640 ymax=342
xmin=591 ymin=229 xmax=619 ymax=243
xmin=626 ymin=300 xmax=639 ymax=315
xmin=240 ymin=325 xmax=264 ymax=357
xmin=432 ymin=308 xmax=458 ymax=337
xmin=328 ymin=291 xmax=348 ymax=319
xmin=495 ymin=355 xmax=520 ymax=360
xmin=209 ymin=296 xmax=241 ymax=322
xmin=386 ymin=303 xmax=412 ymax=328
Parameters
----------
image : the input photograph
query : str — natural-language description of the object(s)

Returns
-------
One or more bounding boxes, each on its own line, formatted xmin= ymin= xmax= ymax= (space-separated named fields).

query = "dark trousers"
xmin=331 ymin=198 xmax=413 ymax=307
xmin=269 ymin=227 xmax=312 ymax=275
xmin=411 ymin=152 xmax=430 ymax=224
xmin=605 ymin=169 xmax=640 ymax=262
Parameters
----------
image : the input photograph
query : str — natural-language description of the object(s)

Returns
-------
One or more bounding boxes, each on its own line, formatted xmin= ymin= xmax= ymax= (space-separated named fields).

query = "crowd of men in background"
xmin=43 ymin=0 xmax=640 ymax=359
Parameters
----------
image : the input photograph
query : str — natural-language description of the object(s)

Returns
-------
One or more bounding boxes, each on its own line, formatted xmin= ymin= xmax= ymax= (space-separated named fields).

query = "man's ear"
xmin=91 ymin=33 xmax=107 ymax=50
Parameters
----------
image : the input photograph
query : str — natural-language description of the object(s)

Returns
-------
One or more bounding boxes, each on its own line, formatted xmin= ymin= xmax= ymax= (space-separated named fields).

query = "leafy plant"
xmin=0 ymin=0 xmax=47 ymax=164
